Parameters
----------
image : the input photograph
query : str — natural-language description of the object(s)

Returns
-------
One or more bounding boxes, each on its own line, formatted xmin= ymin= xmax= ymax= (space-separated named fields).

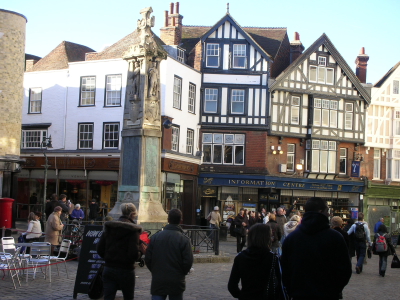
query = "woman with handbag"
xmin=372 ymin=224 xmax=396 ymax=277
xmin=228 ymin=223 xmax=287 ymax=300
xmin=233 ymin=209 xmax=248 ymax=253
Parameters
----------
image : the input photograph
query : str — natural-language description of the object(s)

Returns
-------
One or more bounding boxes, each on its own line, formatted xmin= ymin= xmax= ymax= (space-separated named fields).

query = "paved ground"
xmin=2 ymin=227 xmax=400 ymax=299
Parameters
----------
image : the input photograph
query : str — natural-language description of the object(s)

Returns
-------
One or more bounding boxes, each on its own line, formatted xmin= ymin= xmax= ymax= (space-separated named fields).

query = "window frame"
xmin=309 ymin=60 xmax=334 ymax=85
xmin=177 ymin=48 xmax=185 ymax=63
xmin=205 ymin=43 xmax=220 ymax=68
xmin=287 ymin=144 xmax=295 ymax=171
xmin=103 ymin=122 xmax=120 ymax=149
xmin=173 ymin=76 xmax=182 ymax=109
xmin=306 ymin=139 xmax=337 ymax=174
xmin=204 ymin=88 xmax=219 ymax=114
xmin=345 ymin=103 xmax=354 ymax=130
xmin=171 ymin=126 xmax=180 ymax=152
xmin=314 ymin=98 xmax=338 ymax=128
xmin=79 ymin=76 xmax=96 ymax=106
xmin=339 ymin=148 xmax=347 ymax=174
xmin=186 ymin=128 xmax=194 ymax=155
xmin=373 ymin=149 xmax=381 ymax=179
xmin=188 ymin=83 xmax=196 ymax=113
xmin=29 ymin=88 xmax=42 ymax=114
xmin=291 ymin=96 xmax=300 ymax=125
xmin=232 ymin=44 xmax=247 ymax=69
xmin=104 ymin=74 xmax=122 ymax=107
xmin=229 ymin=88 xmax=246 ymax=115
xmin=394 ymin=80 xmax=399 ymax=94
xmin=78 ymin=123 xmax=94 ymax=149
xmin=202 ymin=133 xmax=245 ymax=166
xmin=21 ymin=129 xmax=47 ymax=148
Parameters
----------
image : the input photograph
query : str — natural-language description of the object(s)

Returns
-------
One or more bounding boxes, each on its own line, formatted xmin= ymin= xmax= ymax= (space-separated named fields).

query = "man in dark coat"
xmin=145 ymin=209 xmax=193 ymax=300
xmin=233 ymin=208 xmax=248 ymax=253
xmin=97 ymin=203 xmax=143 ymax=300
xmin=58 ymin=194 xmax=71 ymax=222
xmin=281 ymin=197 xmax=352 ymax=300
xmin=45 ymin=193 xmax=59 ymax=219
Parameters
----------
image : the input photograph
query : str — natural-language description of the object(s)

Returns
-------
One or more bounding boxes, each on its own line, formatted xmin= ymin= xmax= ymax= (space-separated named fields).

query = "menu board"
xmin=73 ymin=225 xmax=104 ymax=299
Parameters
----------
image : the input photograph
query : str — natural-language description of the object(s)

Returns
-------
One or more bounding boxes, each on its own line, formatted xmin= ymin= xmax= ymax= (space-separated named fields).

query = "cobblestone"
xmin=2 ymin=230 xmax=400 ymax=299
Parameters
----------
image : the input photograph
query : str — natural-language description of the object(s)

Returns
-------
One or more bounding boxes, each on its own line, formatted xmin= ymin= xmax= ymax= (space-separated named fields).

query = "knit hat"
xmin=214 ymin=206 xmax=219 ymax=211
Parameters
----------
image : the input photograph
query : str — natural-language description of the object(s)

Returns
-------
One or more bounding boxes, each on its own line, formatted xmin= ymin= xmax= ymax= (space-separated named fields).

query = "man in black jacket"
xmin=145 ymin=209 xmax=193 ymax=300
xmin=281 ymin=197 xmax=351 ymax=300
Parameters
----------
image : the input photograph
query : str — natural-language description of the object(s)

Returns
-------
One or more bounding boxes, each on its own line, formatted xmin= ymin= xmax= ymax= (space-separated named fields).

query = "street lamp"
xmin=40 ymin=136 xmax=52 ymax=220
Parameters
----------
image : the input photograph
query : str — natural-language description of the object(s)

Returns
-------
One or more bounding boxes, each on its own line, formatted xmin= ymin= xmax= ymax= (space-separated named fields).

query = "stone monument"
xmin=108 ymin=7 xmax=168 ymax=225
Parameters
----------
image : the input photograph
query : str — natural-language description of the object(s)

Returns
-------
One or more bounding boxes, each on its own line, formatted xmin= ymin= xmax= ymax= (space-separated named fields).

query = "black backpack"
xmin=354 ymin=223 xmax=366 ymax=241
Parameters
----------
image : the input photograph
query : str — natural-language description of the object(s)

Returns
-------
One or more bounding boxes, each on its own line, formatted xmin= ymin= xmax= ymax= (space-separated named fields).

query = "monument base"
xmin=138 ymin=198 xmax=168 ymax=223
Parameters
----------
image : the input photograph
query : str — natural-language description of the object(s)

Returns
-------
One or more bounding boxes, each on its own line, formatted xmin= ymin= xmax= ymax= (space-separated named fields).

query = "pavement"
xmin=2 ymin=224 xmax=400 ymax=299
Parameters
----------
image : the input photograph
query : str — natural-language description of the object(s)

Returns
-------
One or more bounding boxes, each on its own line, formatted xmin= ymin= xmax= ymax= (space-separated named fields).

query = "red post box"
xmin=0 ymin=198 xmax=14 ymax=228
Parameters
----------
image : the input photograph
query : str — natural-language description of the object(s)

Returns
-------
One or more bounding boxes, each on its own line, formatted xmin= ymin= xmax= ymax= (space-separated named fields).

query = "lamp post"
xmin=40 ymin=136 xmax=52 ymax=220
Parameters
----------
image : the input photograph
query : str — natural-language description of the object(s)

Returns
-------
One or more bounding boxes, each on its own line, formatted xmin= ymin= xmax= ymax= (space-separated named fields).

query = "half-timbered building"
xmin=268 ymin=34 xmax=371 ymax=222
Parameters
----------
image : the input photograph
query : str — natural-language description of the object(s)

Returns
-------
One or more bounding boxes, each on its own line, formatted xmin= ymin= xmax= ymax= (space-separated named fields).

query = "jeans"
xmin=103 ymin=266 xmax=135 ymax=300
xmin=379 ymin=254 xmax=388 ymax=272
xmin=152 ymin=294 xmax=183 ymax=300
xmin=355 ymin=241 xmax=367 ymax=270
xmin=236 ymin=235 xmax=246 ymax=253
xmin=209 ymin=223 xmax=217 ymax=240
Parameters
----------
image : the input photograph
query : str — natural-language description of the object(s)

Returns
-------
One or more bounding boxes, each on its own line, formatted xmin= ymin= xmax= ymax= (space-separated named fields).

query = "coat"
xmin=97 ymin=217 xmax=142 ymax=270
xmin=233 ymin=213 xmax=248 ymax=237
xmin=26 ymin=220 xmax=42 ymax=240
xmin=343 ymin=222 xmax=355 ymax=257
xmin=145 ymin=224 xmax=193 ymax=295
xmin=44 ymin=212 xmax=64 ymax=245
xmin=207 ymin=211 xmax=222 ymax=227
xmin=228 ymin=247 xmax=275 ymax=300
xmin=45 ymin=200 xmax=59 ymax=218
xmin=281 ymin=211 xmax=352 ymax=300
xmin=267 ymin=220 xmax=282 ymax=248
xmin=372 ymin=231 xmax=396 ymax=256
xmin=284 ymin=220 xmax=300 ymax=237
xmin=333 ymin=227 xmax=350 ymax=249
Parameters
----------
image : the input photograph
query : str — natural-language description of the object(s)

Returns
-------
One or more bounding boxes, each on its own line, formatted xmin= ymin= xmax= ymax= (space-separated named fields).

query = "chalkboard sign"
xmin=73 ymin=225 xmax=104 ymax=299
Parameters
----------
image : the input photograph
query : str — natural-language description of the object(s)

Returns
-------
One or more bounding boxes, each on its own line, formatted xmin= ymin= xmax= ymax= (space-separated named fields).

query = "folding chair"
xmin=43 ymin=239 xmax=71 ymax=278
xmin=1 ymin=237 xmax=16 ymax=256
xmin=25 ymin=242 xmax=52 ymax=282
xmin=0 ymin=247 xmax=22 ymax=289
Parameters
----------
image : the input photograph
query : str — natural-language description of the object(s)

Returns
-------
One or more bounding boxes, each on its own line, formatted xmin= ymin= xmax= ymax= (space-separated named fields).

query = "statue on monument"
xmin=128 ymin=61 xmax=140 ymax=100
xmin=147 ymin=61 xmax=159 ymax=98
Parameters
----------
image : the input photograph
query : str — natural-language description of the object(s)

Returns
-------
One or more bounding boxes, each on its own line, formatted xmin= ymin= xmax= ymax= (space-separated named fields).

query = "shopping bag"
xmin=391 ymin=254 xmax=400 ymax=268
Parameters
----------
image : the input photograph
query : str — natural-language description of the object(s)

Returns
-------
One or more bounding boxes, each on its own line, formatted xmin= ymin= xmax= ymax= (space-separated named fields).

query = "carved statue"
xmin=137 ymin=7 xmax=155 ymax=48
xmin=128 ymin=61 xmax=140 ymax=100
xmin=147 ymin=61 xmax=159 ymax=98
xmin=144 ymin=99 xmax=159 ymax=124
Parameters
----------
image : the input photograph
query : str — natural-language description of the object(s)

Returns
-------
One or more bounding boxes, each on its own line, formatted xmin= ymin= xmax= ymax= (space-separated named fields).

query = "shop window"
xmin=202 ymin=133 xmax=244 ymax=165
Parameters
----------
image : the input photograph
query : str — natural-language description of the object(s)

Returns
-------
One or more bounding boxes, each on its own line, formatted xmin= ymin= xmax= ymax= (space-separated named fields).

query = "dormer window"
xmin=318 ymin=56 xmax=327 ymax=66
xmin=206 ymin=43 xmax=220 ymax=68
xmin=232 ymin=44 xmax=246 ymax=68
xmin=309 ymin=56 xmax=334 ymax=85
xmin=177 ymin=48 xmax=185 ymax=63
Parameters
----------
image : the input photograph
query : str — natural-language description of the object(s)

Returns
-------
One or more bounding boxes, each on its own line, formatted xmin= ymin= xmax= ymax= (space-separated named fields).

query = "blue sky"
xmin=2 ymin=0 xmax=399 ymax=84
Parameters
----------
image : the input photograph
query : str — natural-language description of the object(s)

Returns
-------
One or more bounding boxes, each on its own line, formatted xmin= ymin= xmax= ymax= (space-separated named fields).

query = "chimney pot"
xmin=176 ymin=2 xmax=179 ymax=14
xmin=170 ymin=2 xmax=174 ymax=14
xmin=360 ymin=47 xmax=365 ymax=55
xmin=294 ymin=32 xmax=300 ymax=41
xmin=355 ymin=47 xmax=369 ymax=83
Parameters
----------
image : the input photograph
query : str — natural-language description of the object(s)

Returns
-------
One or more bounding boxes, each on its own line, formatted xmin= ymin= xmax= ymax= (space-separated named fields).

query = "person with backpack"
xmin=372 ymin=224 xmax=396 ymax=277
xmin=347 ymin=212 xmax=372 ymax=274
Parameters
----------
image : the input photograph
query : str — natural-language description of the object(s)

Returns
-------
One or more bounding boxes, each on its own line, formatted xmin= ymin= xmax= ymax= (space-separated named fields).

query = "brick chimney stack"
xmin=290 ymin=32 xmax=305 ymax=63
xmin=160 ymin=2 xmax=184 ymax=46
xmin=355 ymin=47 xmax=369 ymax=83
xmin=25 ymin=59 xmax=39 ymax=72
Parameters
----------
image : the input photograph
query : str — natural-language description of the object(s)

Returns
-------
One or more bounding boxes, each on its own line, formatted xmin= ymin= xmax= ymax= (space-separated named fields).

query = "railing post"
xmin=214 ymin=228 xmax=219 ymax=255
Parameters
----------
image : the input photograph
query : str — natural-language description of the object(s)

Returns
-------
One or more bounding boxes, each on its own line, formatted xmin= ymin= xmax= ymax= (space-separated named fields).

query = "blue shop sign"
xmin=351 ymin=161 xmax=361 ymax=177
xmin=243 ymin=203 xmax=257 ymax=208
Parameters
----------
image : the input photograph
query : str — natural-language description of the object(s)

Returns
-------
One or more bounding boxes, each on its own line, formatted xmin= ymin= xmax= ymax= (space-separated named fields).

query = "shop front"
xmin=199 ymin=173 xmax=365 ymax=225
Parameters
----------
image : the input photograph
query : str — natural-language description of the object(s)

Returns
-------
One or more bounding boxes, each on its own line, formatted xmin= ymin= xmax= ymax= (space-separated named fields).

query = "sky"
xmin=1 ymin=0 xmax=399 ymax=84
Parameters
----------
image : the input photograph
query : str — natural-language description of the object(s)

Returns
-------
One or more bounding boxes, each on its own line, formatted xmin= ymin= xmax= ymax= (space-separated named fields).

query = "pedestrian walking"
xmin=233 ymin=209 xmax=248 ymax=253
xmin=267 ymin=213 xmax=282 ymax=254
xmin=145 ymin=209 xmax=193 ymax=300
xmin=374 ymin=217 xmax=384 ymax=234
xmin=283 ymin=215 xmax=301 ymax=238
xmin=347 ymin=212 xmax=372 ymax=274
xmin=343 ymin=218 xmax=356 ymax=258
xmin=44 ymin=206 xmax=64 ymax=252
xmin=331 ymin=216 xmax=350 ymax=248
xmin=372 ymin=224 xmax=396 ymax=277
xmin=97 ymin=203 xmax=144 ymax=300
xmin=281 ymin=197 xmax=351 ymax=300
xmin=228 ymin=223 xmax=277 ymax=300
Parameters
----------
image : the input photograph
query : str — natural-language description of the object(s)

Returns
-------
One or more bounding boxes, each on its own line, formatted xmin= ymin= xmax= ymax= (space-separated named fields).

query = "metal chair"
xmin=0 ymin=247 xmax=22 ymax=289
xmin=25 ymin=242 xmax=52 ymax=282
xmin=1 ymin=237 xmax=16 ymax=256
xmin=43 ymin=239 xmax=71 ymax=278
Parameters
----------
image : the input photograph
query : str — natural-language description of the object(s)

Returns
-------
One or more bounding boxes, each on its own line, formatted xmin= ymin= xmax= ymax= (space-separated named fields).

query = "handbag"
xmin=265 ymin=254 xmax=290 ymax=300
xmin=88 ymin=264 xmax=104 ymax=299
xmin=391 ymin=254 xmax=400 ymax=269
xmin=367 ymin=246 xmax=372 ymax=259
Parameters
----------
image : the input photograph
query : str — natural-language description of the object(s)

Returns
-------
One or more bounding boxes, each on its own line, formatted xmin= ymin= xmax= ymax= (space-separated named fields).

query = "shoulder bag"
xmin=88 ymin=264 xmax=104 ymax=299
xmin=265 ymin=254 xmax=290 ymax=300
xmin=391 ymin=253 xmax=400 ymax=268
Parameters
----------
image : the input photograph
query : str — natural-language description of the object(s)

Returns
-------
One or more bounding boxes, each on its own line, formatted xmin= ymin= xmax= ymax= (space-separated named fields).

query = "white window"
xmin=308 ymin=139 xmax=336 ymax=173
xmin=232 ymin=44 xmax=246 ymax=68
xmin=309 ymin=66 xmax=317 ymax=82
xmin=103 ymin=123 xmax=119 ymax=149
xmin=29 ymin=88 xmax=42 ymax=113
xmin=318 ymin=57 xmax=327 ymax=66
xmin=173 ymin=76 xmax=182 ymax=109
xmin=313 ymin=98 xmax=321 ymax=126
xmin=394 ymin=150 xmax=400 ymax=180
xmin=206 ymin=43 xmax=219 ymax=67
xmin=171 ymin=126 xmax=179 ymax=152
xmin=202 ymin=133 xmax=244 ymax=165
xmin=291 ymin=96 xmax=300 ymax=124
xmin=287 ymin=144 xmax=295 ymax=171
xmin=186 ymin=129 xmax=194 ymax=154
xmin=177 ymin=48 xmax=185 ymax=63
xmin=80 ymin=76 xmax=96 ymax=106
xmin=21 ymin=130 xmax=47 ymax=148
xmin=78 ymin=123 xmax=94 ymax=149
xmin=314 ymin=99 xmax=337 ymax=128
xmin=309 ymin=62 xmax=334 ymax=85
xmin=231 ymin=89 xmax=245 ymax=114
xmin=345 ymin=103 xmax=354 ymax=130
xmin=394 ymin=80 xmax=399 ymax=94
xmin=373 ymin=149 xmax=381 ymax=179
xmin=188 ymin=83 xmax=196 ymax=113
xmin=395 ymin=111 xmax=400 ymax=135
xmin=339 ymin=148 xmax=347 ymax=174
xmin=105 ymin=75 xmax=122 ymax=106
xmin=204 ymin=88 xmax=218 ymax=113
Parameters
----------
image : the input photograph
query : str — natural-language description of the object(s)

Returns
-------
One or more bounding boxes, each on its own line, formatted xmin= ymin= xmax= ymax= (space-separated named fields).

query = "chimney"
xmin=290 ymin=32 xmax=305 ymax=63
xmin=160 ymin=2 xmax=184 ymax=46
xmin=25 ymin=59 xmax=39 ymax=72
xmin=355 ymin=47 xmax=369 ymax=83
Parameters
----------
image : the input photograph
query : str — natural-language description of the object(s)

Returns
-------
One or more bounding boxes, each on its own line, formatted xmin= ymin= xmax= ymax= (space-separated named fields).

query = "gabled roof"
xmin=374 ymin=61 xmax=400 ymax=88
xmin=86 ymin=30 xmax=165 ymax=61
xmin=28 ymin=41 xmax=95 ymax=72
xmin=25 ymin=54 xmax=41 ymax=61
xmin=270 ymin=33 xmax=371 ymax=104
xmin=180 ymin=14 xmax=287 ymax=61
